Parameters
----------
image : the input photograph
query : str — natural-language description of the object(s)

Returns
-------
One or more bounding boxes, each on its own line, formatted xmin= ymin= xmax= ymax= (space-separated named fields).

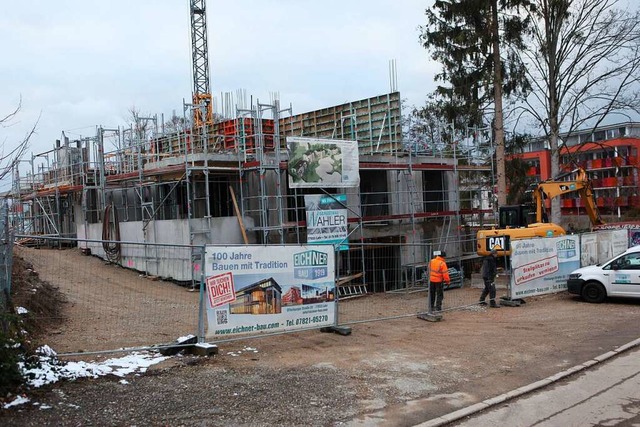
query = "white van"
xmin=567 ymin=245 xmax=640 ymax=303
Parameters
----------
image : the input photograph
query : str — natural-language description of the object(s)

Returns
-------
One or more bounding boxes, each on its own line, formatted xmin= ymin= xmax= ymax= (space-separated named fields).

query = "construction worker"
xmin=429 ymin=251 xmax=450 ymax=312
xmin=479 ymin=248 xmax=500 ymax=308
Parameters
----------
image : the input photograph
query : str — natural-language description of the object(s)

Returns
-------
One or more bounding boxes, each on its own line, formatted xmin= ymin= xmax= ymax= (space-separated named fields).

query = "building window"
xmin=423 ymin=171 xmax=446 ymax=213
xmin=360 ymin=170 xmax=389 ymax=218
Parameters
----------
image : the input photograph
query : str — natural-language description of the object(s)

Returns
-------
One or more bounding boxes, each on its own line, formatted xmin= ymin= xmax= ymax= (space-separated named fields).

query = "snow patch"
xmin=3 ymin=395 xmax=30 ymax=409
xmin=18 ymin=345 xmax=170 ymax=388
xmin=177 ymin=334 xmax=195 ymax=343
xmin=226 ymin=346 xmax=259 ymax=357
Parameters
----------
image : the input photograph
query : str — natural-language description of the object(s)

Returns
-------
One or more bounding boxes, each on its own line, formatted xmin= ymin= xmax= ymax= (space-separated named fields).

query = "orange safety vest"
xmin=429 ymin=256 xmax=450 ymax=283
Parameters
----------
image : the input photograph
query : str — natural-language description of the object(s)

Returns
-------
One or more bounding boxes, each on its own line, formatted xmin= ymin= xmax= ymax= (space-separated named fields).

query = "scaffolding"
xmin=10 ymin=91 xmax=494 ymax=291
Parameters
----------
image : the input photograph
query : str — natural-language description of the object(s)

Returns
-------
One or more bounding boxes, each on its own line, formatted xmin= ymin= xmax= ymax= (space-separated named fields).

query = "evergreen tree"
xmin=420 ymin=0 xmax=532 ymax=206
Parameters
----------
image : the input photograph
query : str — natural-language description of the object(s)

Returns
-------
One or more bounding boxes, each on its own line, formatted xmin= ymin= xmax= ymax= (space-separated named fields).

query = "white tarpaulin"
xmin=580 ymin=232 xmax=598 ymax=267
xmin=580 ymin=230 xmax=628 ymax=266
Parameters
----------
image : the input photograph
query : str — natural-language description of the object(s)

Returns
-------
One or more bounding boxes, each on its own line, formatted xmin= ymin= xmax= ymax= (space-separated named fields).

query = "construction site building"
xmin=10 ymin=92 xmax=494 ymax=289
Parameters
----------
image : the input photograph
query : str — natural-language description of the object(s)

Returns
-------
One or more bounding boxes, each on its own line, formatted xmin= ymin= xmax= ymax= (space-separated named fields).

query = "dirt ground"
xmin=12 ymin=246 xmax=200 ymax=353
xmin=3 ymin=247 xmax=640 ymax=426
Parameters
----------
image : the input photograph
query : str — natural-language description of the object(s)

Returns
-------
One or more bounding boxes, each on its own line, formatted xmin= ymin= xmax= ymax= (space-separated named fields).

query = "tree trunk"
xmin=544 ymin=0 xmax=561 ymax=225
xmin=549 ymin=130 xmax=562 ymax=224
xmin=491 ymin=0 xmax=507 ymax=207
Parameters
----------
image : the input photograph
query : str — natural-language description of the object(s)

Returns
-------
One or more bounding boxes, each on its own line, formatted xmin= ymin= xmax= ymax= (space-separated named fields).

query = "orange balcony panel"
xmin=615 ymin=196 xmax=629 ymax=207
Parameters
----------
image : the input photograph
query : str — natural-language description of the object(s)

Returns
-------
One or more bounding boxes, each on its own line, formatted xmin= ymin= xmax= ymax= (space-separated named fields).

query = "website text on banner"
xmin=510 ymin=236 xmax=580 ymax=298
xmin=204 ymin=245 xmax=336 ymax=337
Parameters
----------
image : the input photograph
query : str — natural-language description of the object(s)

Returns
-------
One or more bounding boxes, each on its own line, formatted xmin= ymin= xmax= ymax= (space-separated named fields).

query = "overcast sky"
xmin=1 ymin=0 xmax=437 ymax=158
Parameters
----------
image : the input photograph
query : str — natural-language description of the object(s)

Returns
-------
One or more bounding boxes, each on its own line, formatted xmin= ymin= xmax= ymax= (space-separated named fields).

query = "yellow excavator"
xmin=476 ymin=168 xmax=605 ymax=256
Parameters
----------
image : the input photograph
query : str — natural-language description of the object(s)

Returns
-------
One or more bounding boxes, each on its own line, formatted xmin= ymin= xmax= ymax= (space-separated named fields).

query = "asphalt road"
xmin=433 ymin=344 xmax=640 ymax=426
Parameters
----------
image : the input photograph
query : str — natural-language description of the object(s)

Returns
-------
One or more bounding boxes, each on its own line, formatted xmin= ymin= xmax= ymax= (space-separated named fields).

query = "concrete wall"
xmin=76 ymin=215 xmax=256 ymax=282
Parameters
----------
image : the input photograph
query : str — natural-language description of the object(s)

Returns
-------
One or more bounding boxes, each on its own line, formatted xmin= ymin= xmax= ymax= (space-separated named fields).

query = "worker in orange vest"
xmin=429 ymin=251 xmax=450 ymax=312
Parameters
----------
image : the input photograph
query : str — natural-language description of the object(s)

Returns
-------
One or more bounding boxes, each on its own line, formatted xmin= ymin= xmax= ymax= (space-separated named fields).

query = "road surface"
xmin=451 ymin=345 xmax=640 ymax=426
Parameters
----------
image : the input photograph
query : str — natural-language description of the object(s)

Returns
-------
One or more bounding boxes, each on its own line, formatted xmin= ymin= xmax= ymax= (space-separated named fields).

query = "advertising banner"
xmin=204 ymin=245 xmax=336 ymax=337
xmin=287 ymin=137 xmax=360 ymax=188
xmin=305 ymin=194 xmax=348 ymax=251
xmin=510 ymin=235 xmax=580 ymax=298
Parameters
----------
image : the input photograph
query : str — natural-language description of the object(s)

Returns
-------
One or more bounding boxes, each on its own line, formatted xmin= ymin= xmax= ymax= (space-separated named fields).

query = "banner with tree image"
xmin=287 ymin=137 xmax=360 ymax=188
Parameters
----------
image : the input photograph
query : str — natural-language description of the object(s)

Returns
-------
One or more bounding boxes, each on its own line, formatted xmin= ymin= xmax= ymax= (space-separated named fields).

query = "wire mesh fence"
xmin=13 ymin=237 xmax=202 ymax=354
xmin=336 ymin=241 xmax=487 ymax=324
xmin=9 ymin=235 xmax=495 ymax=353
xmin=0 ymin=201 xmax=13 ymax=333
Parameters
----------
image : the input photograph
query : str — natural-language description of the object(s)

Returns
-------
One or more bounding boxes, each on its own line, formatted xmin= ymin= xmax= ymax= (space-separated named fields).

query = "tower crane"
xmin=189 ymin=0 xmax=213 ymax=127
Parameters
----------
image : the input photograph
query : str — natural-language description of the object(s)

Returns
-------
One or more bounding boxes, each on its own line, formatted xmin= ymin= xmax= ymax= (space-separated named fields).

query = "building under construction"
xmin=10 ymin=91 xmax=494 ymax=289
xmin=8 ymin=1 xmax=495 ymax=291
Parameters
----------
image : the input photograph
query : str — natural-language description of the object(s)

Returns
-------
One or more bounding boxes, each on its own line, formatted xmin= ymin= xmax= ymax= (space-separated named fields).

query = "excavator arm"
xmin=532 ymin=168 xmax=604 ymax=227
xmin=477 ymin=167 xmax=605 ymax=256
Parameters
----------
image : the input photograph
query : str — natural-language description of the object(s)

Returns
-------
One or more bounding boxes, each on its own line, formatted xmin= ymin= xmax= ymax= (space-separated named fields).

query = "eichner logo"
xmin=556 ymin=239 xmax=577 ymax=259
xmin=293 ymin=250 xmax=328 ymax=280
xmin=293 ymin=250 xmax=328 ymax=267
xmin=557 ymin=239 xmax=576 ymax=250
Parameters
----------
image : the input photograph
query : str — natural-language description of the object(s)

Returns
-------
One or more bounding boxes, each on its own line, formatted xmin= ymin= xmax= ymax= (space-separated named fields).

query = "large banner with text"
xmin=204 ymin=245 xmax=336 ymax=337
xmin=510 ymin=236 xmax=581 ymax=298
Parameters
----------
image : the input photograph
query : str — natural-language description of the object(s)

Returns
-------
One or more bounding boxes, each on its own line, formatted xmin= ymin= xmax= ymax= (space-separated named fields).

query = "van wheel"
xmin=582 ymin=281 xmax=606 ymax=303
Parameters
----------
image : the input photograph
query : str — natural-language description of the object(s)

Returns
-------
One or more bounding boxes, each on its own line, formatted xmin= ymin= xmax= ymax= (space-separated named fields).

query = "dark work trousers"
xmin=480 ymin=278 xmax=496 ymax=303
xmin=430 ymin=281 xmax=444 ymax=312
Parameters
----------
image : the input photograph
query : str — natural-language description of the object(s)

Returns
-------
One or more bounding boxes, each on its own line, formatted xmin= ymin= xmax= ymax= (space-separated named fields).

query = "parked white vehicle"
xmin=567 ymin=245 xmax=640 ymax=303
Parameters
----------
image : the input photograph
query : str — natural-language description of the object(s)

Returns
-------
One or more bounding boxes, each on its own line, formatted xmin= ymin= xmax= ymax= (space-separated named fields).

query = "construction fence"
xmin=0 ymin=201 xmax=13 ymax=334
xmin=5 ymin=224 xmax=636 ymax=356
xmin=8 ymin=235 xmax=490 ymax=355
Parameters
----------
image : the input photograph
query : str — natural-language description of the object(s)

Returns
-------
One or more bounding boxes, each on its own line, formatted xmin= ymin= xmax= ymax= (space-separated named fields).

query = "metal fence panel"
xmin=336 ymin=242 xmax=485 ymax=324
xmin=0 ymin=201 xmax=12 ymax=331
xmin=10 ymin=236 xmax=492 ymax=353
xmin=14 ymin=237 xmax=201 ymax=354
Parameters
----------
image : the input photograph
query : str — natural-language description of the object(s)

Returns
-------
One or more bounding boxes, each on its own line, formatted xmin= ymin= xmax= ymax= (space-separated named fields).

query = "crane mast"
xmin=190 ymin=0 xmax=213 ymax=127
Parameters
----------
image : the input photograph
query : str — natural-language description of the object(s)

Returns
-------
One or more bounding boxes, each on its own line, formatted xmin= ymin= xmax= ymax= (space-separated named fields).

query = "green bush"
xmin=0 ymin=312 xmax=25 ymax=396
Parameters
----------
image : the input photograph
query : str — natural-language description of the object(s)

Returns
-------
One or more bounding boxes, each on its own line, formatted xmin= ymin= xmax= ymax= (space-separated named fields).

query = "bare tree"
xmin=163 ymin=111 xmax=187 ymax=134
xmin=514 ymin=0 xmax=640 ymax=223
xmin=1 ymin=99 xmax=36 ymax=183
xmin=127 ymin=106 xmax=156 ymax=141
